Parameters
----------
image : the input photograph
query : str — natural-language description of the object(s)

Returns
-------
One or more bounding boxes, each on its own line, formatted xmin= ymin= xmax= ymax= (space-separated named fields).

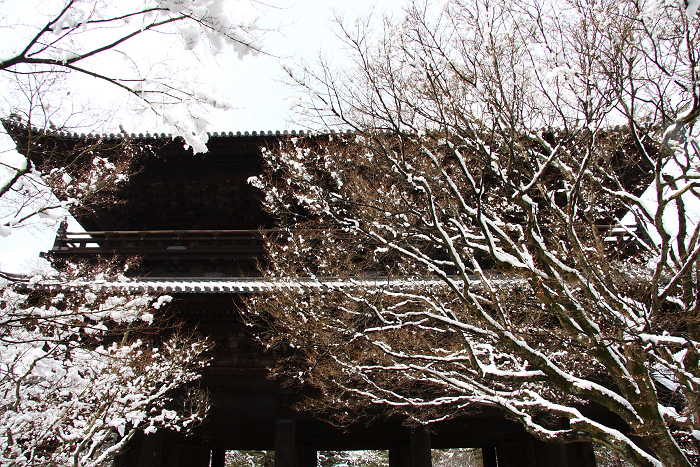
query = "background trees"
xmin=250 ymin=0 xmax=700 ymax=466
xmin=0 ymin=264 xmax=211 ymax=466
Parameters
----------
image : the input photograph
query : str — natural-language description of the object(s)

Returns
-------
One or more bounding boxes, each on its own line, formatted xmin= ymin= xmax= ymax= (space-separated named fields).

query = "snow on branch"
xmin=0 ymin=262 xmax=211 ymax=467
xmin=0 ymin=0 xmax=265 ymax=153
xmin=249 ymin=1 xmax=700 ymax=465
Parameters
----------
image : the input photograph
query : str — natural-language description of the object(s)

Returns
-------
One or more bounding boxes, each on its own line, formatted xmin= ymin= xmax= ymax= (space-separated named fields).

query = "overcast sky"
xmin=0 ymin=0 xmax=404 ymax=273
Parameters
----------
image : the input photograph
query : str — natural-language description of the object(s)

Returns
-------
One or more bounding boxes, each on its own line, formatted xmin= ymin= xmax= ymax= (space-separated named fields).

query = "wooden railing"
xmin=47 ymin=224 xmax=638 ymax=260
xmin=48 ymin=228 xmax=279 ymax=261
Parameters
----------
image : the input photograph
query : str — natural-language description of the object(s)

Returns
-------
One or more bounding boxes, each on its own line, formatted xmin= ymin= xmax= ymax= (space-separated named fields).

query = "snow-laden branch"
xmin=1 ymin=0 xmax=264 ymax=153
xmin=249 ymin=1 xmax=700 ymax=465
xmin=0 ymin=269 xmax=210 ymax=467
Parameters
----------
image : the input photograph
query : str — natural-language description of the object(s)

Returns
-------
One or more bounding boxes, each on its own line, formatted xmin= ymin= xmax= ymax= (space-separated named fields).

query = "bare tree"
xmin=0 ymin=0 xmax=263 ymax=152
xmin=1 ymin=113 xmax=144 ymax=239
xmin=249 ymin=1 xmax=700 ymax=466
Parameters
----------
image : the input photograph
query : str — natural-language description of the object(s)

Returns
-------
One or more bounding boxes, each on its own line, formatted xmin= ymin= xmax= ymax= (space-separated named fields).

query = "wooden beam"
xmin=497 ymin=442 xmax=537 ymax=467
xmin=534 ymin=441 xmax=569 ymax=467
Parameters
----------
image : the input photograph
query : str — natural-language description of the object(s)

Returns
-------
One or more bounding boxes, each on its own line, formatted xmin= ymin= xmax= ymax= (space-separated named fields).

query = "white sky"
xmin=0 ymin=0 xmax=404 ymax=273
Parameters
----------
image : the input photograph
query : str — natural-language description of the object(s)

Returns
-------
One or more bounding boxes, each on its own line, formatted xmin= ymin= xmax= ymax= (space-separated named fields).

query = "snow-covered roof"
xmin=617 ymin=153 xmax=700 ymax=250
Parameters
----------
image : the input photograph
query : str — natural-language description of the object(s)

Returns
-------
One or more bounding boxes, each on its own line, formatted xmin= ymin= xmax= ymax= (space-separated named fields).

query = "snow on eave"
xmin=16 ymin=274 xmax=527 ymax=295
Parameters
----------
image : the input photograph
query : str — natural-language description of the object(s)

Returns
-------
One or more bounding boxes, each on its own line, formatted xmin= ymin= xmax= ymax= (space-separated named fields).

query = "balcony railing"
xmin=47 ymin=224 xmax=638 ymax=261
xmin=47 ymin=228 xmax=278 ymax=261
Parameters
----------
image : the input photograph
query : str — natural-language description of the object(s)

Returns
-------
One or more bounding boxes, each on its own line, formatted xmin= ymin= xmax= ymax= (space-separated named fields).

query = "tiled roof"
xmin=18 ymin=275 xmax=521 ymax=294
xmin=2 ymin=117 xmax=354 ymax=141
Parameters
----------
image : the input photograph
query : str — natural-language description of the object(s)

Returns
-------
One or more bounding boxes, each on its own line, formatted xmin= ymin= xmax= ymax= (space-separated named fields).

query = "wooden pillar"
xmin=296 ymin=446 xmax=317 ymax=467
xmin=137 ymin=431 xmax=164 ymax=467
xmin=210 ymin=448 xmax=225 ymax=467
xmin=275 ymin=419 xmax=296 ymax=467
xmin=482 ymin=446 xmax=497 ymax=467
xmin=410 ymin=427 xmax=431 ymax=467
xmin=389 ymin=446 xmax=410 ymax=467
